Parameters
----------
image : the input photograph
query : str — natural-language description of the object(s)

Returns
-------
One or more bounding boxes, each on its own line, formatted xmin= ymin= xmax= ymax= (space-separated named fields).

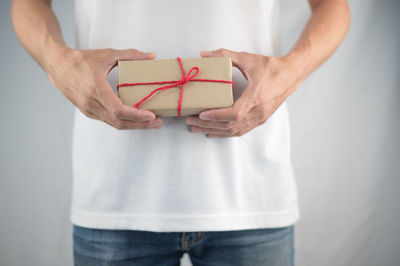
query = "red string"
xmin=117 ymin=57 xmax=233 ymax=117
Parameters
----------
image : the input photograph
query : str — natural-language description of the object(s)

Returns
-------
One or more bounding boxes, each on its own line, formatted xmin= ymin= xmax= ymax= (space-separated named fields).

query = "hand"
xmin=45 ymin=47 xmax=163 ymax=130
xmin=186 ymin=48 xmax=303 ymax=138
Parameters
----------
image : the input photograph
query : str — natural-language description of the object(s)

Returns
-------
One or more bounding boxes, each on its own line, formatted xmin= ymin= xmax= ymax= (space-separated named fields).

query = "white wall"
xmin=0 ymin=1 xmax=399 ymax=265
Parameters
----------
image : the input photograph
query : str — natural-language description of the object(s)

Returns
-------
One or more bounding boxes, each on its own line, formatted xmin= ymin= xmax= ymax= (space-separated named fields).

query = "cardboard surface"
xmin=118 ymin=57 xmax=233 ymax=116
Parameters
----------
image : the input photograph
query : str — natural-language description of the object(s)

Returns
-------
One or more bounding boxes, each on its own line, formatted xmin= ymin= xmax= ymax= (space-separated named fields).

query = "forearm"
xmin=283 ymin=0 xmax=351 ymax=87
xmin=11 ymin=0 xmax=69 ymax=72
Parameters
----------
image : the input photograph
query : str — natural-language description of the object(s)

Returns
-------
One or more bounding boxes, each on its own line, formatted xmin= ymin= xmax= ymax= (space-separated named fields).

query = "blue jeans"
xmin=73 ymin=224 xmax=294 ymax=266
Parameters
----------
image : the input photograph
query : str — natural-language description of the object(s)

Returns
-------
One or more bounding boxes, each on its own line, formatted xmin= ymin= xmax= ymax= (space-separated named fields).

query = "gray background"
xmin=0 ymin=0 xmax=399 ymax=265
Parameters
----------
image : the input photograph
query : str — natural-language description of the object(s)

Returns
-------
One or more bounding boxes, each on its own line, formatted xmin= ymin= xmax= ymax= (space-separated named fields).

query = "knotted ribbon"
xmin=117 ymin=57 xmax=234 ymax=117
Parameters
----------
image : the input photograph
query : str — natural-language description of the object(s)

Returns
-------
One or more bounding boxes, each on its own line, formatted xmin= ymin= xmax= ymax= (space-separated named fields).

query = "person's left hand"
xmin=186 ymin=48 xmax=304 ymax=138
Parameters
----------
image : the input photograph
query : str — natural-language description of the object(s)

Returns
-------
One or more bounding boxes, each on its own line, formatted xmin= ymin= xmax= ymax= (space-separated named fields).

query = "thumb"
xmin=200 ymin=50 xmax=220 ymax=58
xmin=103 ymin=49 xmax=156 ymax=75
xmin=200 ymin=48 xmax=249 ymax=80
xmin=114 ymin=49 xmax=156 ymax=61
xmin=200 ymin=48 xmax=240 ymax=66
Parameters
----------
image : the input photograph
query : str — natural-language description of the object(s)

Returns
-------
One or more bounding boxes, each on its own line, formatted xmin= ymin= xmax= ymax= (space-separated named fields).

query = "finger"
xmin=114 ymin=48 xmax=156 ymax=62
xmin=207 ymin=118 xmax=265 ymax=138
xmin=188 ymin=103 xmax=267 ymax=128
xmin=190 ymin=125 xmax=236 ymax=136
xmin=105 ymin=116 xmax=163 ymax=130
xmin=189 ymin=115 xmax=260 ymax=136
xmin=200 ymin=48 xmax=241 ymax=68
xmin=79 ymin=96 xmax=162 ymax=130
xmin=99 ymin=49 xmax=157 ymax=121
xmin=104 ymin=49 xmax=156 ymax=75
xmin=97 ymin=79 xmax=157 ymax=122
xmin=186 ymin=116 xmax=234 ymax=130
xmin=199 ymin=84 xmax=258 ymax=122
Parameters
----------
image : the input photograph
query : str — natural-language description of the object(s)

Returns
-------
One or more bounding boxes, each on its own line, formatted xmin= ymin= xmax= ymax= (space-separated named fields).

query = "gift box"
xmin=117 ymin=57 xmax=234 ymax=117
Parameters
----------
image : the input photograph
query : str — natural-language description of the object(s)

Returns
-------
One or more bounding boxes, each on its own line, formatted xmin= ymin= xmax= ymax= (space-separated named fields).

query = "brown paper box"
xmin=118 ymin=57 xmax=233 ymax=117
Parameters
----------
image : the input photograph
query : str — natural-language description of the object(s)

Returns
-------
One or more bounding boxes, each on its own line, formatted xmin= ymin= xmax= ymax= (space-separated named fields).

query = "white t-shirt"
xmin=71 ymin=0 xmax=299 ymax=232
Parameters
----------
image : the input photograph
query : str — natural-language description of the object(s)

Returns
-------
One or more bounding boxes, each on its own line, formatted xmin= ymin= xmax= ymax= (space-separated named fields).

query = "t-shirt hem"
xmin=70 ymin=207 xmax=300 ymax=232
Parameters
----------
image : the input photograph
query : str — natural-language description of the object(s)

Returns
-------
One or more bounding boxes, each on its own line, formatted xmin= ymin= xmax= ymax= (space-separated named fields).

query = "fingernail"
xmin=199 ymin=113 xmax=210 ymax=120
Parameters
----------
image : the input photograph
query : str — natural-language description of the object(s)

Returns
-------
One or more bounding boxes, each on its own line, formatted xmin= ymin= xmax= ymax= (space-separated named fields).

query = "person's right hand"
xmin=45 ymin=47 xmax=162 ymax=130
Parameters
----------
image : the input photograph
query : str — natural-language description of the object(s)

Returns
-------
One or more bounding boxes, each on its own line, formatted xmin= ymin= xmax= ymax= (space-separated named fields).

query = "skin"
xmin=188 ymin=0 xmax=351 ymax=138
xmin=11 ymin=0 xmax=350 ymax=135
xmin=11 ymin=0 xmax=161 ymax=130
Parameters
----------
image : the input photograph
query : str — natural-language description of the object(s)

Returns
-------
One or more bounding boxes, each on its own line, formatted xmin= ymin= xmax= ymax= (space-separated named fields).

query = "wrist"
xmin=42 ymin=37 xmax=73 ymax=74
xmin=280 ymin=40 xmax=313 ymax=84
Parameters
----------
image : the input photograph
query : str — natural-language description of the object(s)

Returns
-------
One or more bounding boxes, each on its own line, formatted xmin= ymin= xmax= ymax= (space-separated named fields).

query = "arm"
xmin=11 ymin=0 xmax=162 ymax=130
xmin=186 ymin=0 xmax=351 ymax=137
xmin=286 ymin=0 xmax=351 ymax=83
